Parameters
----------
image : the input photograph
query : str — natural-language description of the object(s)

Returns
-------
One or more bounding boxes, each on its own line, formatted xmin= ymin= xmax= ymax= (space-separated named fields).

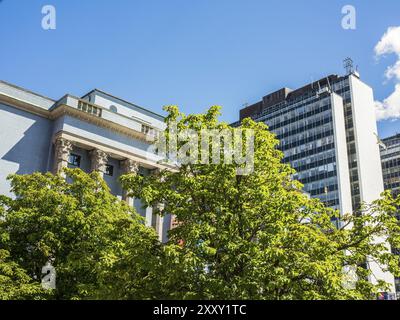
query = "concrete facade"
xmin=380 ymin=133 xmax=400 ymax=297
xmin=0 ymin=80 xmax=172 ymax=242
xmin=233 ymin=72 xmax=396 ymax=296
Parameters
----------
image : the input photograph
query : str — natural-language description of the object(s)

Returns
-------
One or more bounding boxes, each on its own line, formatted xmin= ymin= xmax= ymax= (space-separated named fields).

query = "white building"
xmin=380 ymin=133 xmax=400 ymax=297
xmin=0 ymin=80 xmax=173 ymax=242
xmin=234 ymin=71 xmax=396 ymax=295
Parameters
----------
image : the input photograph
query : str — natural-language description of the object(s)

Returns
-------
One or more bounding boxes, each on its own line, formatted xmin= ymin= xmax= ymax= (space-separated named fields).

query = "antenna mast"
xmin=343 ymin=57 xmax=354 ymax=75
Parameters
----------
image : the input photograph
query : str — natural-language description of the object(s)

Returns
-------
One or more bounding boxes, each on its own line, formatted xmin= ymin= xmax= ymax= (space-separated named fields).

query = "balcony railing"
xmin=77 ymin=100 xmax=102 ymax=117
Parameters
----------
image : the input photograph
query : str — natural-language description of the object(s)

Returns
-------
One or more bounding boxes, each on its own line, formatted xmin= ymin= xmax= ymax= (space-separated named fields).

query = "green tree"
xmin=0 ymin=249 xmax=47 ymax=300
xmin=0 ymin=168 xmax=161 ymax=300
xmin=1 ymin=106 xmax=399 ymax=300
xmin=121 ymin=105 xmax=400 ymax=300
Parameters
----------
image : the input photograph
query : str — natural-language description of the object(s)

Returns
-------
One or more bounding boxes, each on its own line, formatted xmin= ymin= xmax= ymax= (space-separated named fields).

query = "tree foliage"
xmin=1 ymin=106 xmax=400 ymax=300
xmin=120 ymin=105 xmax=400 ymax=300
xmin=0 ymin=169 xmax=161 ymax=299
xmin=0 ymin=249 xmax=46 ymax=300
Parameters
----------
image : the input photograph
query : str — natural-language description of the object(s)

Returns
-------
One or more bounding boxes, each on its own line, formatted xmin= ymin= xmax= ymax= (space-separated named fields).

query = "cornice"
xmin=0 ymin=93 xmax=158 ymax=143
xmin=50 ymin=103 xmax=155 ymax=143
xmin=0 ymin=93 xmax=50 ymax=118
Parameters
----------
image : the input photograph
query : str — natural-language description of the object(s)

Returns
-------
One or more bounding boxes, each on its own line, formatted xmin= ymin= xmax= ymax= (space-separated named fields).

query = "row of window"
xmin=279 ymin=130 xmax=334 ymax=152
xmin=275 ymin=119 xmax=333 ymax=142
xmin=303 ymin=176 xmax=338 ymax=192
xmin=256 ymin=95 xmax=321 ymax=121
xmin=283 ymin=136 xmax=335 ymax=158
xmin=295 ymin=169 xmax=337 ymax=185
xmin=339 ymin=90 xmax=362 ymax=213
xmin=291 ymin=149 xmax=335 ymax=170
xmin=321 ymin=198 xmax=340 ymax=207
xmin=282 ymin=143 xmax=336 ymax=163
xmin=382 ymin=158 xmax=400 ymax=170
xmin=381 ymin=150 xmax=400 ymax=160
xmin=308 ymin=183 xmax=339 ymax=197
xmin=261 ymin=79 xmax=353 ymax=211
xmin=264 ymin=102 xmax=332 ymax=132
xmin=254 ymin=79 xmax=349 ymax=126
xmin=332 ymin=82 xmax=350 ymax=95
xmin=383 ymin=170 xmax=400 ymax=181
xmin=384 ymin=181 xmax=400 ymax=191
xmin=292 ymin=155 xmax=336 ymax=173
xmin=68 ymin=154 xmax=114 ymax=176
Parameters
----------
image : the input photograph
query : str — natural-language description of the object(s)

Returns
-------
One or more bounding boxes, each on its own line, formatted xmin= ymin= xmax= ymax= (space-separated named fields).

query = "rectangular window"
xmin=68 ymin=154 xmax=81 ymax=167
xmin=105 ymin=164 xmax=114 ymax=176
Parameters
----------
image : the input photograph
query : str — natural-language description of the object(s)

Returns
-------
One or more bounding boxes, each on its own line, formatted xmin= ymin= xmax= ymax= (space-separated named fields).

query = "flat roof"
xmin=82 ymin=88 xmax=164 ymax=119
xmin=0 ymin=80 xmax=56 ymax=103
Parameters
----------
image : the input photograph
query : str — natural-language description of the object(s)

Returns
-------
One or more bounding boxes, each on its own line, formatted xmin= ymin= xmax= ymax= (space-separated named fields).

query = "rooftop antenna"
xmin=343 ymin=57 xmax=354 ymax=75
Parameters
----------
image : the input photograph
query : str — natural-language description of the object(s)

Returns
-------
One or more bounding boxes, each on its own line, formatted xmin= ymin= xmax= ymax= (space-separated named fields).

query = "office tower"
xmin=381 ymin=133 xmax=400 ymax=196
xmin=380 ymin=133 xmax=400 ymax=297
xmin=234 ymin=71 xmax=395 ymax=294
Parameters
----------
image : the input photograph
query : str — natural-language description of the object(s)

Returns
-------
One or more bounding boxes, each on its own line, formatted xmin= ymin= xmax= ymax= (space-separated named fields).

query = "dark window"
xmin=68 ymin=154 xmax=81 ymax=167
xmin=105 ymin=164 xmax=114 ymax=176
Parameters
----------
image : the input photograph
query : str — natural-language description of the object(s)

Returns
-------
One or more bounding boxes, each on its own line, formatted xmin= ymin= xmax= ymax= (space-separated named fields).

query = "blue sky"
xmin=1 ymin=0 xmax=400 ymax=137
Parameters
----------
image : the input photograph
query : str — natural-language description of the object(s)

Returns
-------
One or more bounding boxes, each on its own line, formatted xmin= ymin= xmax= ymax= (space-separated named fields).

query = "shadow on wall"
xmin=0 ymin=103 xmax=53 ymax=175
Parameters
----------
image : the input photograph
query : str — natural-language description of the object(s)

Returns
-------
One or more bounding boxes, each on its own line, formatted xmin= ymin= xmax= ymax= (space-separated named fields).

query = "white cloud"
xmin=374 ymin=26 xmax=400 ymax=56
xmin=374 ymin=26 xmax=400 ymax=121
xmin=385 ymin=60 xmax=400 ymax=81
xmin=375 ymin=84 xmax=400 ymax=121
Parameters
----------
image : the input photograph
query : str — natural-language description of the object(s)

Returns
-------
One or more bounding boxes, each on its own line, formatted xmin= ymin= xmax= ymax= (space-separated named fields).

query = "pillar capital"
xmin=54 ymin=137 xmax=73 ymax=162
xmin=121 ymin=158 xmax=139 ymax=174
xmin=53 ymin=137 xmax=73 ymax=175
xmin=121 ymin=159 xmax=139 ymax=205
xmin=89 ymin=149 xmax=108 ymax=173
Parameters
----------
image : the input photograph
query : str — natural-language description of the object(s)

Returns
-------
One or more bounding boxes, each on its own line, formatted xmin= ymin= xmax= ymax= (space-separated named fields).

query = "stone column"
xmin=53 ymin=137 xmax=73 ymax=177
xmin=145 ymin=206 xmax=153 ymax=227
xmin=120 ymin=158 xmax=139 ymax=206
xmin=89 ymin=149 xmax=108 ymax=177
xmin=153 ymin=203 xmax=165 ymax=241
xmin=151 ymin=168 xmax=165 ymax=241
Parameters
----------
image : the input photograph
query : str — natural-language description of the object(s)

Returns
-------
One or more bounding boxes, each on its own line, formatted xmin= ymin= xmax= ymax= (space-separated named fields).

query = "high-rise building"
xmin=233 ymin=71 xmax=396 ymax=294
xmin=381 ymin=133 xmax=400 ymax=196
xmin=0 ymin=80 xmax=173 ymax=242
xmin=380 ymin=133 xmax=400 ymax=297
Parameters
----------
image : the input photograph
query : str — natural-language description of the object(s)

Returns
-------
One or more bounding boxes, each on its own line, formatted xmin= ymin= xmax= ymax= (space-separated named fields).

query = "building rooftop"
xmin=81 ymin=88 xmax=164 ymax=120
xmin=0 ymin=80 xmax=163 ymax=120
xmin=238 ymin=74 xmax=345 ymax=121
